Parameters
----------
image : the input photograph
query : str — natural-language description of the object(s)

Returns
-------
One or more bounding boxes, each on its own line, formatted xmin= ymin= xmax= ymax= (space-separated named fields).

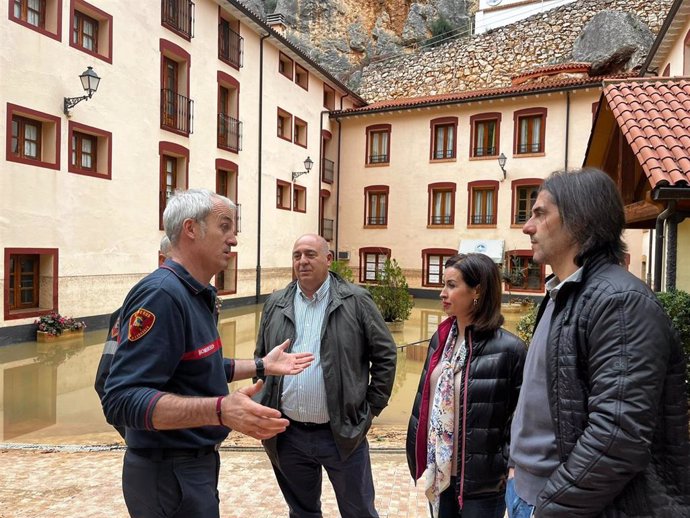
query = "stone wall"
xmin=357 ymin=0 xmax=672 ymax=102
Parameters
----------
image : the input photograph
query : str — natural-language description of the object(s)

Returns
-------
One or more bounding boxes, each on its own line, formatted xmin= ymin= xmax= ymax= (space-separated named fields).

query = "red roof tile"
xmin=602 ymin=79 xmax=690 ymax=189
xmin=334 ymin=73 xmax=634 ymax=115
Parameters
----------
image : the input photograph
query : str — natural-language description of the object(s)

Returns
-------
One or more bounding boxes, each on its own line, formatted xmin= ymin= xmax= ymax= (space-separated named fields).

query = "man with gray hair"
xmin=102 ymin=189 xmax=313 ymax=518
xmin=507 ymin=168 xmax=690 ymax=517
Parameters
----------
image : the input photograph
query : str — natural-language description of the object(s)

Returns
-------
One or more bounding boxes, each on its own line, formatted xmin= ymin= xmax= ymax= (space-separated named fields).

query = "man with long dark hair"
xmin=507 ymin=168 xmax=690 ymax=517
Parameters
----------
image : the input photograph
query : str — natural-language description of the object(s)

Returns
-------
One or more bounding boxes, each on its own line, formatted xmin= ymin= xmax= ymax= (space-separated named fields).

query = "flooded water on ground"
xmin=0 ymin=300 xmax=528 ymax=445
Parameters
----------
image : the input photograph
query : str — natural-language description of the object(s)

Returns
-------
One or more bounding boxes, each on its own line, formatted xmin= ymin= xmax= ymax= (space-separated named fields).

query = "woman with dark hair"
xmin=406 ymin=253 xmax=527 ymax=518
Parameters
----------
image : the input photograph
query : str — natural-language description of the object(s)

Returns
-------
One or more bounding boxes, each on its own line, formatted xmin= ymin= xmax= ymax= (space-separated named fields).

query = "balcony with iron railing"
xmin=430 ymin=215 xmax=453 ymax=225
xmin=322 ymin=158 xmax=334 ymax=183
xmin=162 ymin=0 xmax=194 ymax=39
xmin=161 ymin=89 xmax=194 ymax=135
xmin=218 ymin=114 xmax=242 ymax=152
xmin=470 ymin=214 xmax=496 ymax=225
xmin=366 ymin=216 xmax=387 ymax=226
xmin=368 ymin=154 xmax=389 ymax=164
xmin=432 ymin=149 xmax=455 ymax=160
xmin=473 ymin=145 xmax=496 ymax=157
xmin=218 ymin=22 xmax=243 ymax=68
xmin=514 ymin=212 xmax=529 ymax=225
xmin=321 ymin=218 xmax=333 ymax=241
xmin=517 ymin=142 xmax=542 ymax=154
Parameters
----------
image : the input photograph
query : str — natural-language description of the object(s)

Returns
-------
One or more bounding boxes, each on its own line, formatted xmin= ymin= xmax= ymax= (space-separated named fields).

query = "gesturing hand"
xmin=222 ymin=380 xmax=289 ymax=440
xmin=263 ymin=339 xmax=314 ymax=376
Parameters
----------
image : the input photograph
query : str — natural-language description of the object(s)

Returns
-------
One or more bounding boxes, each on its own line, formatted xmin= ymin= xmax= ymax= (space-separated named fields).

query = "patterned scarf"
xmin=423 ymin=320 xmax=467 ymax=517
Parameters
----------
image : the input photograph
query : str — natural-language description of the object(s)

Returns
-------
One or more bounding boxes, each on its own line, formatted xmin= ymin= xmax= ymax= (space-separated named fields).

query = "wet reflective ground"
xmin=0 ymin=300 xmax=527 ymax=445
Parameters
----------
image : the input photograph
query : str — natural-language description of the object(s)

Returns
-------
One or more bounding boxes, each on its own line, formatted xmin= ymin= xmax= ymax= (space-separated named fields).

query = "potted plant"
xmin=35 ymin=312 xmax=87 ymax=342
xmin=367 ymin=258 xmax=414 ymax=332
xmin=655 ymin=290 xmax=690 ymax=397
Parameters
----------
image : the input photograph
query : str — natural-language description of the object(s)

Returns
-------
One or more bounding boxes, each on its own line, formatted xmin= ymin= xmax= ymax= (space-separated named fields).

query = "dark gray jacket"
xmin=535 ymin=253 xmax=690 ymax=517
xmin=255 ymin=272 xmax=397 ymax=463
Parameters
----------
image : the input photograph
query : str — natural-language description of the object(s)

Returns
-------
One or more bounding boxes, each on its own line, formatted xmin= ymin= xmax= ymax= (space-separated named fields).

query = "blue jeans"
xmin=505 ymin=478 xmax=535 ymax=518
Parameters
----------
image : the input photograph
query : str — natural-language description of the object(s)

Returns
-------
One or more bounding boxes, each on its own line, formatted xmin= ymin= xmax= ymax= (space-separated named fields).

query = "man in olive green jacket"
xmin=255 ymin=234 xmax=397 ymax=518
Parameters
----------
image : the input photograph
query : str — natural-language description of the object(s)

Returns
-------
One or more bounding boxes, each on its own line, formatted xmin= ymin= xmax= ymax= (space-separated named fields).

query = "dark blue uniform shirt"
xmin=102 ymin=259 xmax=234 ymax=448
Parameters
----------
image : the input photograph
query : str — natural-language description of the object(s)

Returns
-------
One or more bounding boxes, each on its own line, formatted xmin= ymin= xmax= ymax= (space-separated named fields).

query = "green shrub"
xmin=515 ymin=303 xmax=538 ymax=344
xmin=367 ymin=259 xmax=414 ymax=322
xmin=330 ymin=259 xmax=354 ymax=283
xmin=656 ymin=289 xmax=690 ymax=396
xmin=428 ymin=16 xmax=457 ymax=47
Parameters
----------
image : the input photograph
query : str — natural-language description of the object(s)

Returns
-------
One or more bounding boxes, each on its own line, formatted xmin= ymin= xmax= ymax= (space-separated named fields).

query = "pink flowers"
xmin=35 ymin=312 xmax=86 ymax=336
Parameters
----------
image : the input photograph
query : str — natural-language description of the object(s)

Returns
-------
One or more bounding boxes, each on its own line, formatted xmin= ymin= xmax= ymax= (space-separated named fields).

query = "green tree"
xmin=367 ymin=259 xmax=414 ymax=322
xmin=329 ymin=259 xmax=354 ymax=283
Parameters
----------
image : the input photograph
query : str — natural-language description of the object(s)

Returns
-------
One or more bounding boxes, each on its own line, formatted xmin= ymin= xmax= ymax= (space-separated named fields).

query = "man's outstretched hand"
xmin=222 ymin=380 xmax=289 ymax=440
xmin=263 ymin=339 xmax=314 ymax=376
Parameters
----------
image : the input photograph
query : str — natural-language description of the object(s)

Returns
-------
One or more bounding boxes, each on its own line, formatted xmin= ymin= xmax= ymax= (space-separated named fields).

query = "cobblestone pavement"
xmin=0 ymin=428 xmax=429 ymax=518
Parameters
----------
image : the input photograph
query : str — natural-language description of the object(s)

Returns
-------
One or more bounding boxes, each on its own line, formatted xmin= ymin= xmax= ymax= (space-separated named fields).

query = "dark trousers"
xmin=433 ymin=476 xmax=506 ymax=518
xmin=271 ymin=423 xmax=378 ymax=518
xmin=122 ymin=448 xmax=220 ymax=518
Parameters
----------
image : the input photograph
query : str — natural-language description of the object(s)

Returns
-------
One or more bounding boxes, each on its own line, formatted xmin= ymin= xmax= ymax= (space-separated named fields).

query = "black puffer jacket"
xmin=406 ymin=317 xmax=526 ymax=501
xmin=535 ymin=253 xmax=690 ymax=517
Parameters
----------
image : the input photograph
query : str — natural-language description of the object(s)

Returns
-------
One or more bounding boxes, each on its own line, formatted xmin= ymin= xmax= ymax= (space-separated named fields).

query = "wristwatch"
xmin=255 ymin=358 xmax=265 ymax=379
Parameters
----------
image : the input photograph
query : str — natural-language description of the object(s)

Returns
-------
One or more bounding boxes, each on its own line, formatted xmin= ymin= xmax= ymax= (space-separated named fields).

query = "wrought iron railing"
xmin=366 ymin=216 xmax=387 ymax=225
xmin=161 ymin=89 xmax=194 ymax=134
xmin=217 ymin=114 xmax=242 ymax=152
xmin=321 ymin=218 xmax=333 ymax=241
xmin=470 ymin=214 xmax=496 ymax=225
xmin=322 ymin=158 xmax=334 ymax=183
xmin=162 ymin=0 xmax=194 ymax=38
xmin=218 ymin=22 xmax=243 ymax=67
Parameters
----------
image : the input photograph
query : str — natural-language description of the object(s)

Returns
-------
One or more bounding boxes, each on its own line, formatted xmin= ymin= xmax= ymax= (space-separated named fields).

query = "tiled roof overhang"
xmin=602 ymin=79 xmax=690 ymax=192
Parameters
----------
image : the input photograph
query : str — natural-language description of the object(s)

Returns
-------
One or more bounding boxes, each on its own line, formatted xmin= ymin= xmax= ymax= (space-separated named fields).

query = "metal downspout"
xmin=256 ymin=33 xmax=270 ymax=303
xmin=564 ymin=91 xmax=570 ymax=171
xmin=334 ymin=93 xmax=349 ymax=256
xmin=653 ymin=201 xmax=676 ymax=292
xmin=666 ymin=204 xmax=679 ymax=291
xmin=318 ymin=110 xmax=329 ymax=237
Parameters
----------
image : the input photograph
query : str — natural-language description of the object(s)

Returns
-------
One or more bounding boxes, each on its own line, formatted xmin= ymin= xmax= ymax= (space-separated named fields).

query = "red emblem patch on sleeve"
xmin=128 ymin=309 xmax=156 ymax=342
xmin=110 ymin=316 xmax=120 ymax=340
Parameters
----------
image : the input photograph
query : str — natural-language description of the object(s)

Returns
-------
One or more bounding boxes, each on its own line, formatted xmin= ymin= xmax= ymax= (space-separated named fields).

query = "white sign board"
xmin=458 ymin=239 xmax=504 ymax=263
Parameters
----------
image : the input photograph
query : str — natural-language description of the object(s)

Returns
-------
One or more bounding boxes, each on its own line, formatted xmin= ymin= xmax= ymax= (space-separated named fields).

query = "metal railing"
xmin=517 ymin=142 xmax=542 ymax=154
xmin=432 ymin=149 xmax=454 ymax=159
xmin=322 ymin=158 xmax=334 ymax=183
xmin=470 ymin=214 xmax=496 ymax=225
xmin=366 ymin=216 xmax=387 ymax=225
xmin=161 ymin=89 xmax=194 ymax=134
xmin=430 ymin=215 xmax=452 ymax=225
xmin=162 ymin=0 xmax=194 ymax=38
xmin=473 ymin=146 xmax=496 ymax=157
xmin=217 ymin=113 xmax=242 ymax=152
xmin=218 ymin=23 xmax=243 ymax=67
xmin=368 ymin=153 xmax=388 ymax=164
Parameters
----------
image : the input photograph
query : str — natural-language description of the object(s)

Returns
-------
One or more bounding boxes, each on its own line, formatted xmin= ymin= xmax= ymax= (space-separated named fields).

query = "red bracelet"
xmin=216 ymin=395 xmax=226 ymax=428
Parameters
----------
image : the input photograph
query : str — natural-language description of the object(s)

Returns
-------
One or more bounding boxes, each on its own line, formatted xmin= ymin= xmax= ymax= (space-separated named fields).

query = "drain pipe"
xmin=255 ymin=32 xmax=270 ymax=303
xmin=564 ymin=91 xmax=570 ymax=171
xmin=318 ymin=109 xmax=329 ymax=236
xmin=334 ymin=92 xmax=350 ymax=256
xmin=653 ymin=201 xmax=675 ymax=292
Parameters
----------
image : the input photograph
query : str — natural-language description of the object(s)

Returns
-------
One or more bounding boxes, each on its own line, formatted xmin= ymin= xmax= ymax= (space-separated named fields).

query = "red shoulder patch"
xmin=128 ymin=309 xmax=156 ymax=342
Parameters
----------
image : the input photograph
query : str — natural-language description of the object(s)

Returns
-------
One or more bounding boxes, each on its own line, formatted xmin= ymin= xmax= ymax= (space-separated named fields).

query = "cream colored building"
xmin=0 ymin=0 xmax=362 ymax=337
xmin=331 ymin=65 xmax=646 ymax=295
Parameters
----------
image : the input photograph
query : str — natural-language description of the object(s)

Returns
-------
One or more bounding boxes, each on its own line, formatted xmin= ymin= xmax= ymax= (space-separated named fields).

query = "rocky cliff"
xmin=240 ymin=0 xmax=672 ymax=102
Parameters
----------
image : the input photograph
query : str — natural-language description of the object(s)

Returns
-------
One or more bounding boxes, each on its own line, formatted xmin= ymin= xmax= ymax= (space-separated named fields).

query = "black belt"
xmin=285 ymin=416 xmax=330 ymax=430
xmin=128 ymin=444 xmax=219 ymax=460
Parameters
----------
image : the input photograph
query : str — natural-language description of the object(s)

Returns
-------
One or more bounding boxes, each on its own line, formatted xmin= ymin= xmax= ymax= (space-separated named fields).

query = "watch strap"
xmin=255 ymin=357 xmax=265 ymax=378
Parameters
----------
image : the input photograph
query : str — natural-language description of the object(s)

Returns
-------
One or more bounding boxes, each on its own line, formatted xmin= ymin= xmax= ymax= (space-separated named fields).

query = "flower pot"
xmin=385 ymin=320 xmax=405 ymax=333
xmin=36 ymin=329 xmax=85 ymax=343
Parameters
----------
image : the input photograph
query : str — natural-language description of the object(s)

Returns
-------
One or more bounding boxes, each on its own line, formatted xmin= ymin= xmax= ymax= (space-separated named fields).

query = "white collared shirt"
xmin=280 ymin=276 xmax=331 ymax=423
